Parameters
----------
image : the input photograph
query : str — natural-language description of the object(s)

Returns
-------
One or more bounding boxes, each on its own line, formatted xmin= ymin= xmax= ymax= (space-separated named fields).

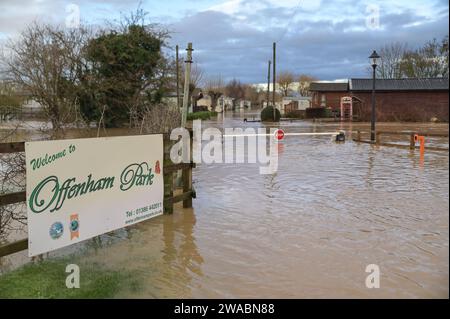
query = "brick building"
xmin=309 ymin=78 xmax=449 ymax=121
xmin=310 ymin=81 xmax=348 ymax=109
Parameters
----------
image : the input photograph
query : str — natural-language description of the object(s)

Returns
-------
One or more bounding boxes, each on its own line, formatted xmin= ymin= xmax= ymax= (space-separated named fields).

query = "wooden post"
xmin=181 ymin=43 xmax=193 ymax=128
xmin=163 ymin=138 xmax=174 ymax=214
xmin=376 ymin=131 xmax=381 ymax=145
xmin=182 ymin=130 xmax=193 ymax=208
xmin=0 ymin=135 xmax=199 ymax=257
xmin=182 ymin=168 xmax=192 ymax=208
xmin=410 ymin=133 xmax=416 ymax=150
xmin=0 ymin=239 xmax=28 ymax=258
xmin=356 ymin=130 xmax=361 ymax=142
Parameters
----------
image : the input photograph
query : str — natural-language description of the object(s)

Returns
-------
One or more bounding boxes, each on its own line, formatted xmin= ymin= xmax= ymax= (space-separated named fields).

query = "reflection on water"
xmin=1 ymin=111 xmax=449 ymax=298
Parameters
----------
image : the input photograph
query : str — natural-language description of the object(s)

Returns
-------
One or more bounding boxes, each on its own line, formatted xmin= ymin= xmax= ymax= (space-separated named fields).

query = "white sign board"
xmin=25 ymin=135 xmax=164 ymax=257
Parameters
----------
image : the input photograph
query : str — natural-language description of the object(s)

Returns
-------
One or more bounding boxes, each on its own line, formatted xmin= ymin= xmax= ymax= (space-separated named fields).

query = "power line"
xmin=274 ymin=0 xmax=303 ymax=44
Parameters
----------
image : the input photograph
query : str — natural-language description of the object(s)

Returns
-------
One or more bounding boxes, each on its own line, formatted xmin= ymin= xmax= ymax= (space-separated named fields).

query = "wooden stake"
xmin=181 ymin=43 xmax=193 ymax=128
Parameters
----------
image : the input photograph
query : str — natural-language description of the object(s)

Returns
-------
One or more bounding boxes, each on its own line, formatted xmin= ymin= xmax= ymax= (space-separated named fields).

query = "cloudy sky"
xmin=0 ymin=0 xmax=448 ymax=82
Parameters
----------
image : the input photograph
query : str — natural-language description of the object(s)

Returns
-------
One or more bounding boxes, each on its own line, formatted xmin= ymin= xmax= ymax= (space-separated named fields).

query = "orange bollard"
xmin=414 ymin=134 xmax=425 ymax=155
xmin=414 ymin=134 xmax=425 ymax=166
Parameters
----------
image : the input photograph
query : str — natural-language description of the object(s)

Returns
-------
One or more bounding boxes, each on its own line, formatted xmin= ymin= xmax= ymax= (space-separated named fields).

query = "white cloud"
xmin=1 ymin=0 xmax=448 ymax=81
xmin=209 ymin=0 xmax=322 ymax=15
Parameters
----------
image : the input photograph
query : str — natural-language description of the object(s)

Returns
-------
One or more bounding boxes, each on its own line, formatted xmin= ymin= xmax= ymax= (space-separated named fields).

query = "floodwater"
xmin=1 ymin=111 xmax=449 ymax=298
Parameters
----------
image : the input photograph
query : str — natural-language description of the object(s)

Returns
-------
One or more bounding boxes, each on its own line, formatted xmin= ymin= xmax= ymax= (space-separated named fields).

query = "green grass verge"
xmin=187 ymin=111 xmax=218 ymax=121
xmin=0 ymin=258 xmax=141 ymax=298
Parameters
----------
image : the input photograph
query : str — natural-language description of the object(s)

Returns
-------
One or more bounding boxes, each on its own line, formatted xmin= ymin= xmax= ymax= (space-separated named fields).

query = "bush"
xmin=285 ymin=110 xmax=305 ymax=119
xmin=260 ymin=106 xmax=281 ymax=122
xmin=187 ymin=111 xmax=218 ymax=121
xmin=305 ymin=107 xmax=332 ymax=118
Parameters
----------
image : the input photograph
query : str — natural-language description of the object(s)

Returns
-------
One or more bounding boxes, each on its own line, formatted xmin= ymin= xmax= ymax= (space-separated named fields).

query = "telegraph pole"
xmin=181 ymin=43 xmax=193 ymax=128
xmin=272 ymin=42 xmax=276 ymax=121
xmin=266 ymin=60 xmax=271 ymax=108
xmin=176 ymin=45 xmax=180 ymax=109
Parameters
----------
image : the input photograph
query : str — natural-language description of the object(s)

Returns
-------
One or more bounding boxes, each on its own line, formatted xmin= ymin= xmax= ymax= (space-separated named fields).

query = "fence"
xmin=353 ymin=130 xmax=449 ymax=152
xmin=0 ymin=132 xmax=195 ymax=258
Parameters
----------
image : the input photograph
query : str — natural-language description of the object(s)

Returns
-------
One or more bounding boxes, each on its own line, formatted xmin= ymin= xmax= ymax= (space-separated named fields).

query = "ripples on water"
xmin=1 ymin=112 xmax=448 ymax=298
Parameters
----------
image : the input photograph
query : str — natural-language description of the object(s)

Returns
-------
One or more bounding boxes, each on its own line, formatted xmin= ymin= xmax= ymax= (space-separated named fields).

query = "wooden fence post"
xmin=182 ymin=130 xmax=193 ymax=208
xmin=163 ymin=137 xmax=174 ymax=214
xmin=409 ymin=133 xmax=416 ymax=150
xmin=0 ymin=134 xmax=199 ymax=257
xmin=356 ymin=130 xmax=361 ymax=142
xmin=376 ymin=131 xmax=381 ymax=145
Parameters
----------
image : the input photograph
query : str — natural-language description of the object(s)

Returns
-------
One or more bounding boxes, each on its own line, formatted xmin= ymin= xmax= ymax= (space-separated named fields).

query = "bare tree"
xmin=2 ymin=23 xmax=91 ymax=134
xmin=224 ymin=79 xmax=246 ymax=109
xmin=277 ymin=71 xmax=295 ymax=97
xmin=374 ymin=37 xmax=449 ymax=79
xmin=297 ymin=74 xmax=318 ymax=96
xmin=179 ymin=61 xmax=204 ymax=110
xmin=243 ymin=84 xmax=260 ymax=105
xmin=0 ymin=80 xmax=25 ymax=121
xmin=189 ymin=63 xmax=204 ymax=90
xmin=400 ymin=36 xmax=449 ymax=78
xmin=138 ymin=103 xmax=181 ymax=134
xmin=374 ymin=42 xmax=408 ymax=79
xmin=0 ymin=127 xmax=26 ymax=240
xmin=204 ymin=75 xmax=224 ymax=111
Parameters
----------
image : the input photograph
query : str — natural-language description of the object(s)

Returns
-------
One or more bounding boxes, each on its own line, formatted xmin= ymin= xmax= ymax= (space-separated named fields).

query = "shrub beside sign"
xmin=25 ymin=135 xmax=164 ymax=257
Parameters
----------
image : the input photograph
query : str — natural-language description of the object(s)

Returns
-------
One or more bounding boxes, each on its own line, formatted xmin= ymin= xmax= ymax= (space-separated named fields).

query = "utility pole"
xmin=176 ymin=45 xmax=180 ymax=109
xmin=272 ymin=42 xmax=276 ymax=121
xmin=181 ymin=43 xmax=193 ymax=128
xmin=266 ymin=60 xmax=271 ymax=108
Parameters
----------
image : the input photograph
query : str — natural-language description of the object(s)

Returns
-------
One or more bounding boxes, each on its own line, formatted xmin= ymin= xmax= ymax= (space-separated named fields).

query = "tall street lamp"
xmin=369 ymin=50 xmax=380 ymax=142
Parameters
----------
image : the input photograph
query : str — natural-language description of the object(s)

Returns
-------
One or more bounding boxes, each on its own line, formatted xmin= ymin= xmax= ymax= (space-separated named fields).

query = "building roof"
xmin=283 ymin=96 xmax=312 ymax=101
xmin=309 ymin=82 xmax=349 ymax=92
xmin=350 ymin=78 xmax=449 ymax=91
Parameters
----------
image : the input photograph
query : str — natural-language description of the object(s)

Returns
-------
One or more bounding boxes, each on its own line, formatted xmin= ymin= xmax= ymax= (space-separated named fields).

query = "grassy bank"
xmin=187 ymin=111 xmax=218 ymax=121
xmin=0 ymin=258 xmax=141 ymax=298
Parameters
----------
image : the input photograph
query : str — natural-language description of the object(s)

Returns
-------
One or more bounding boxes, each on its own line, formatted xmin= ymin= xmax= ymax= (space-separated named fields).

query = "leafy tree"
xmin=83 ymin=24 xmax=165 ymax=127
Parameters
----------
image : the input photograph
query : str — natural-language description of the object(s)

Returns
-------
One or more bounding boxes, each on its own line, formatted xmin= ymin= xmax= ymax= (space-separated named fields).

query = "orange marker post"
xmin=414 ymin=134 xmax=426 ymax=155
xmin=414 ymin=134 xmax=425 ymax=166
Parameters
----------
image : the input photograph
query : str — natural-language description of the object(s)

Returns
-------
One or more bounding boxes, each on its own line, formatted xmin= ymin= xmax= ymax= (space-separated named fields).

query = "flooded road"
xmin=1 ymin=111 xmax=449 ymax=298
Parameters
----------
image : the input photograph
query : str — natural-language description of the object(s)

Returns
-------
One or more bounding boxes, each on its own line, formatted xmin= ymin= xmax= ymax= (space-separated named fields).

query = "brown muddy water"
xmin=0 ymin=111 xmax=449 ymax=298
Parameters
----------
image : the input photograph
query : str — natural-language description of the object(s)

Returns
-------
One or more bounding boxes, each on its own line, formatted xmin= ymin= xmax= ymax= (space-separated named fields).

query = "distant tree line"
xmin=0 ymin=81 xmax=25 ymax=121
xmin=374 ymin=35 xmax=449 ymax=79
xmin=196 ymin=71 xmax=318 ymax=112
xmin=198 ymin=76 xmax=263 ymax=110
